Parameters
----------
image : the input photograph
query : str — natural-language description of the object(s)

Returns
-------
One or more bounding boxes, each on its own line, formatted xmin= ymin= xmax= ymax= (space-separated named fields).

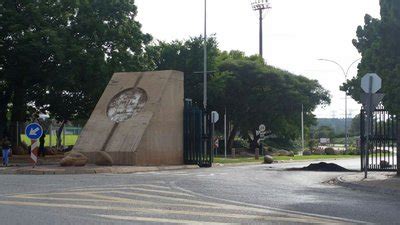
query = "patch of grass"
xmin=214 ymin=157 xmax=264 ymax=164
xmin=214 ymin=154 xmax=359 ymax=164
xmin=20 ymin=135 xmax=79 ymax=147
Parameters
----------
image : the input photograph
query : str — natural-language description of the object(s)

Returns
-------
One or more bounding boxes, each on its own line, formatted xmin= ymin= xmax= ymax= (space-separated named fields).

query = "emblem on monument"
xmin=107 ymin=88 xmax=148 ymax=123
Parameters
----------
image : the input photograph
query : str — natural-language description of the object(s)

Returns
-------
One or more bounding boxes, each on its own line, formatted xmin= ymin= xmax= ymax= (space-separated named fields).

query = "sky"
xmin=135 ymin=0 xmax=380 ymax=118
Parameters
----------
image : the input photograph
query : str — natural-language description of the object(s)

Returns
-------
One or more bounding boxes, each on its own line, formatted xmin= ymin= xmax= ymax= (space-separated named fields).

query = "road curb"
xmin=334 ymin=174 xmax=400 ymax=197
xmin=0 ymin=165 xmax=199 ymax=175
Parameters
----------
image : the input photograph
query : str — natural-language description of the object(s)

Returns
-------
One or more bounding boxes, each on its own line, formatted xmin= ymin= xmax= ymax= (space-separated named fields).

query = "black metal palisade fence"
xmin=360 ymin=104 xmax=399 ymax=174
xmin=183 ymin=99 xmax=213 ymax=167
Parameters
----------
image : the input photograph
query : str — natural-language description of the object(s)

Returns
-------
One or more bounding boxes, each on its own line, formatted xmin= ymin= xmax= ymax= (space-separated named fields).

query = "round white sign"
xmin=259 ymin=124 xmax=266 ymax=132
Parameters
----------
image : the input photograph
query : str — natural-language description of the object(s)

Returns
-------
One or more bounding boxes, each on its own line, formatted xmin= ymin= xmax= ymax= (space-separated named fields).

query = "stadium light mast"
xmin=251 ymin=0 xmax=271 ymax=59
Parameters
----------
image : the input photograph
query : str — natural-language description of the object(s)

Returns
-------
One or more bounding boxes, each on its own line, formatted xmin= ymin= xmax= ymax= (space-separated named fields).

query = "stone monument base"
xmin=73 ymin=70 xmax=184 ymax=166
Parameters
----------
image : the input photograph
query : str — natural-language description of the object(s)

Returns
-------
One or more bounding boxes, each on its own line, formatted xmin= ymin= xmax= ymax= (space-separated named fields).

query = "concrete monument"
xmin=73 ymin=70 xmax=184 ymax=166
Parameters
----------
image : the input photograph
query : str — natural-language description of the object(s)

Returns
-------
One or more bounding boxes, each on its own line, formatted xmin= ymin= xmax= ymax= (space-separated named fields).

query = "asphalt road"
xmin=0 ymin=158 xmax=398 ymax=225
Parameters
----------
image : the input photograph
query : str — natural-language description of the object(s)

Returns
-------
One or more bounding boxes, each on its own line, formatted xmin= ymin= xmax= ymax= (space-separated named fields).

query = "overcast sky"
xmin=135 ymin=0 xmax=380 ymax=118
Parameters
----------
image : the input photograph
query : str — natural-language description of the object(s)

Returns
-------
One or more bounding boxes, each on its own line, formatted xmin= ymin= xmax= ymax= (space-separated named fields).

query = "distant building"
xmin=319 ymin=138 xmax=330 ymax=145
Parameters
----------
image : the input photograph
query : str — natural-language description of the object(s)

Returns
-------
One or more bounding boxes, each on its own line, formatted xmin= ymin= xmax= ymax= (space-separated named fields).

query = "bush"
xmin=303 ymin=150 xmax=312 ymax=156
xmin=233 ymin=138 xmax=249 ymax=148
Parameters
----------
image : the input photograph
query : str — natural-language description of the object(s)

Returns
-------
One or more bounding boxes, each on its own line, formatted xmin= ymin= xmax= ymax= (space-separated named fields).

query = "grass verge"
xmin=214 ymin=154 xmax=359 ymax=164
xmin=20 ymin=135 xmax=79 ymax=147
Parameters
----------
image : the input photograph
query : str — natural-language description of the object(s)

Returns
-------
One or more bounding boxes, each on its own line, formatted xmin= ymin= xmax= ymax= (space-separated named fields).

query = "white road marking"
xmin=1 ymin=183 xmax=368 ymax=224
xmin=68 ymin=186 xmax=193 ymax=197
xmin=94 ymin=214 xmax=237 ymax=225
xmin=171 ymin=182 xmax=370 ymax=225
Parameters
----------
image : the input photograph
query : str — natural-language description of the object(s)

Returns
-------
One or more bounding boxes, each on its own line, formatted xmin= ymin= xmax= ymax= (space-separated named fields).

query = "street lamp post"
xmin=203 ymin=0 xmax=207 ymax=111
xmin=318 ymin=58 xmax=361 ymax=152
xmin=251 ymin=0 xmax=271 ymax=59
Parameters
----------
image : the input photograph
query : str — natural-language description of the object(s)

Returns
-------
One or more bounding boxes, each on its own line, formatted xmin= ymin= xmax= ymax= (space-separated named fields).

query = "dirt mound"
xmin=297 ymin=162 xmax=350 ymax=172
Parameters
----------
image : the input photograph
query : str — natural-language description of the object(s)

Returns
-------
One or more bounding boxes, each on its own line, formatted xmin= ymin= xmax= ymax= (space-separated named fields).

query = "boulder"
xmin=13 ymin=146 xmax=28 ymax=155
xmin=303 ymin=150 xmax=312 ymax=156
xmin=312 ymin=148 xmax=325 ymax=155
xmin=46 ymin=147 xmax=58 ymax=155
xmin=380 ymin=160 xmax=391 ymax=168
xmin=264 ymin=151 xmax=274 ymax=156
xmin=324 ymin=147 xmax=337 ymax=155
xmin=95 ymin=151 xmax=113 ymax=166
xmin=60 ymin=151 xmax=88 ymax=167
xmin=264 ymin=155 xmax=274 ymax=164
xmin=277 ymin=150 xmax=291 ymax=156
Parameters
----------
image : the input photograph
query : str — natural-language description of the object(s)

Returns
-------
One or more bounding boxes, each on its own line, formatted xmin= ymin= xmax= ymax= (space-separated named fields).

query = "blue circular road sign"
xmin=25 ymin=123 xmax=43 ymax=140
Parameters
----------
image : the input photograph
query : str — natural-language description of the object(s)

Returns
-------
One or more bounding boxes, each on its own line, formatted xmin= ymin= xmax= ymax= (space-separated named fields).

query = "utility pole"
xmin=203 ymin=0 xmax=207 ymax=110
xmin=301 ymin=105 xmax=305 ymax=153
xmin=203 ymin=0 xmax=209 ymax=164
xmin=224 ymin=108 xmax=227 ymax=158
xmin=251 ymin=0 xmax=271 ymax=59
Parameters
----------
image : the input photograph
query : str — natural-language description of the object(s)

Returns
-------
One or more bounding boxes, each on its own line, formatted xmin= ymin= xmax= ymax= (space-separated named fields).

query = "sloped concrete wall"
xmin=73 ymin=70 xmax=184 ymax=166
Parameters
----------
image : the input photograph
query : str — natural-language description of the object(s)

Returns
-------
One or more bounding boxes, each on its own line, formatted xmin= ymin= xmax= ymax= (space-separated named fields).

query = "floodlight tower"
xmin=251 ymin=0 xmax=271 ymax=59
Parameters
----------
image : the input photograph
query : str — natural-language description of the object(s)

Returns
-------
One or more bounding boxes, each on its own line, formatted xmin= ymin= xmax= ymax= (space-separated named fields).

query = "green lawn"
xmin=214 ymin=154 xmax=359 ymax=164
xmin=20 ymin=135 xmax=79 ymax=147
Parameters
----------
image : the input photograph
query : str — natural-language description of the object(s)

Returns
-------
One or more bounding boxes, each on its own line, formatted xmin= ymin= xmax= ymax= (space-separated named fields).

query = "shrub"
xmin=303 ymin=150 xmax=312 ymax=156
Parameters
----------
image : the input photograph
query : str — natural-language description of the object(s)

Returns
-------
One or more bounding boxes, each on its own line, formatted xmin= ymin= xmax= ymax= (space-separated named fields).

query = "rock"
xmin=46 ymin=147 xmax=57 ymax=155
xmin=60 ymin=151 xmax=88 ymax=167
xmin=312 ymin=149 xmax=325 ymax=155
xmin=380 ymin=160 xmax=391 ymax=168
xmin=303 ymin=150 xmax=312 ymax=156
xmin=95 ymin=151 xmax=113 ymax=166
xmin=265 ymin=151 xmax=274 ymax=156
xmin=264 ymin=155 xmax=274 ymax=164
xmin=277 ymin=150 xmax=291 ymax=156
xmin=239 ymin=151 xmax=253 ymax=157
xmin=288 ymin=151 xmax=295 ymax=157
xmin=324 ymin=147 xmax=337 ymax=155
xmin=13 ymin=146 xmax=28 ymax=155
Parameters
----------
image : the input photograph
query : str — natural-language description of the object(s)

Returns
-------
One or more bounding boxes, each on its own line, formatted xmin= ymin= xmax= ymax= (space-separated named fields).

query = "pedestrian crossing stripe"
xmin=0 ymin=184 xmax=366 ymax=224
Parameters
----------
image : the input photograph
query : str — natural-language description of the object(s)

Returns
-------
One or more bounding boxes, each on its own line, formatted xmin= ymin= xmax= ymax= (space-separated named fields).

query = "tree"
xmin=349 ymin=114 xmax=361 ymax=136
xmin=210 ymin=51 xmax=330 ymax=152
xmin=145 ymin=39 xmax=330 ymax=152
xmin=146 ymin=36 xmax=219 ymax=104
xmin=343 ymin=0 xmax=400 ymax=114
xmin=0 ymin=1 xmax=151 ymax=147
xmin=316 ymin=126 xmax=335 ymax=139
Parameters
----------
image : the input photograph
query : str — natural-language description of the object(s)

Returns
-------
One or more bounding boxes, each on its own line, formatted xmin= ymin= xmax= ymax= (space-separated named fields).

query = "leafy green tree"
xmin=210 ymin=51 xmax=330 ymax=151
xmin=0 ymin=0 xmax=151 ymax=146
xmin=146 ymin=36 xmax=219 ymax=104
xmin=349 ymin=114 xmax=361 ymax=136
xmin=343 ymin=0 xmax=400 ymax=114
xmin=316 ymin=126 xmax=335 ymax=139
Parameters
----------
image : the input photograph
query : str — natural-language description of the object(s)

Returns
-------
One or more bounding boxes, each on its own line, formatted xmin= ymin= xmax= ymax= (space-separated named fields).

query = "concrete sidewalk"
xmin=336 ymin=172 xmax=400 ymax=196
xmin=0 ymin=155 xmax=199 ymax=175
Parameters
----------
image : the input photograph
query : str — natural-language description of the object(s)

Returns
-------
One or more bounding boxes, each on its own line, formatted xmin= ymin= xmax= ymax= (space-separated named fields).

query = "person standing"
xmin=39 ymin=133 xmax=46 ymax=158
xmin=2 ymin=137 xmax=11 ymax=167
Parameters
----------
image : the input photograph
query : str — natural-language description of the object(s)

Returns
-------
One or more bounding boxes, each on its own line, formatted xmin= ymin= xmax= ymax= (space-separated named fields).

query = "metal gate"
xmin=183 ymin=99 xmax=213 ymax=167
xmin=360 ymin=104 xmax=399 ymax=172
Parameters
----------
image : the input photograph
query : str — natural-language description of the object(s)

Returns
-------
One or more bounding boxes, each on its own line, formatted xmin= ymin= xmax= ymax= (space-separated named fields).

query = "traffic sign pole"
xmin=31 ymin=140 xmax=39 ymax=166
xmin=25 ymin=123 xmax=44 ymax=167
xmin=364 ymin=78 xmax=373 ymax=178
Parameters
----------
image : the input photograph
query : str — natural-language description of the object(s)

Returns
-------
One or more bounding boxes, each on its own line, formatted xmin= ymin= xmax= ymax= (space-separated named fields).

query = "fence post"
xmin=360 ymin=109 xmax=365 ymax=171
xmin=49 ymin=124 xmax=52 ymax=147
xmin=63 ymin=126 xmax=66 ymax=149
xmin=397 ymin=116 xmax=400 ymax=176
xmin=16 ymin=121 xmax=19 ymax=147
